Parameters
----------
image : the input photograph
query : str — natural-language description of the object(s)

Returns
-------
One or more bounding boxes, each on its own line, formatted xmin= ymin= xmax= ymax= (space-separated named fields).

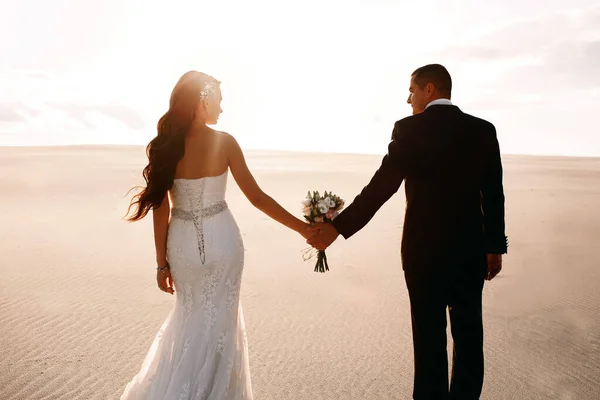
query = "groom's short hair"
xmin=411 ymin=64 xmax=452 ymax=98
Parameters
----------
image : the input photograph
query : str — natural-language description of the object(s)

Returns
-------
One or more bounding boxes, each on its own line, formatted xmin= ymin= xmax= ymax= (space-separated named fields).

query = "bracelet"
xmin=157 ymin=262 xmax=170 ymax=273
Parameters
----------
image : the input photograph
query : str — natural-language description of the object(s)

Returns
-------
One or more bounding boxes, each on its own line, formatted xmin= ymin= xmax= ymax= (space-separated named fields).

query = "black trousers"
xmin=404 ymin=257 xmax=486 ymax=400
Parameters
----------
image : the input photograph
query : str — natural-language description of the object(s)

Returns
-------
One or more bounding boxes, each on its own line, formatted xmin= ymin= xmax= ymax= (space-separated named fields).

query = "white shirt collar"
xmin=425 ymin=98 xmax=453 ymax=109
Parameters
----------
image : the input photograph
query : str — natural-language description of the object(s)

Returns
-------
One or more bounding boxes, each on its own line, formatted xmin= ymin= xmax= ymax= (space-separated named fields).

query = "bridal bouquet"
xmin=302 ymin=191 xmax=345 ymax=272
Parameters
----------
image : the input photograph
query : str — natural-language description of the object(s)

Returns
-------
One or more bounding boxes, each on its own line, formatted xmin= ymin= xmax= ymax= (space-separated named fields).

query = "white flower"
xmin=303 ymin=206 xmax=312 ymax=216
xmin=317 ymin=201 xmax=329 ymax=214
xmin=325 ymin=197 xmax=335 ymax=208
xmin=301 ymin=199 xmax=312 ymax=207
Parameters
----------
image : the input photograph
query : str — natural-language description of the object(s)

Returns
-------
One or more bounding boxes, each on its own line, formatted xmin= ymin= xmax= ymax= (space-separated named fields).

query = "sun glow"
xmin=1 ymin=0 xmax=599 ymax=156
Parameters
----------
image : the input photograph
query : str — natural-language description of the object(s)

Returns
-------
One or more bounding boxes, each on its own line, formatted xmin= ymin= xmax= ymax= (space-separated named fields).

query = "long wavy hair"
xmin=126 ymin=71 xmax=220 ymax=221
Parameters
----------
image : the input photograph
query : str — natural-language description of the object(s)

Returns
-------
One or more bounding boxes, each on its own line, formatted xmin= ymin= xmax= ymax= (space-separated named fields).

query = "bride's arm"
xmin=225 ymin=133 xmax=310 ymax=238
xmin=152 ymin=193 xmax=174 ymax=294
xmin=153 ymin=193 xmax=170 ymax=268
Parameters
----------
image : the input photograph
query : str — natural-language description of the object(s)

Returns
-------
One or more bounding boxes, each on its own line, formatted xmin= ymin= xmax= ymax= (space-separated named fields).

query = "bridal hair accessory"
xmin=200 ymin=80 xmax=218 ymax=100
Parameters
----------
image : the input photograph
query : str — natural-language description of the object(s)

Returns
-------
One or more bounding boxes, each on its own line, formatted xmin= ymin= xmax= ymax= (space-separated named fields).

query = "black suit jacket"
xmin=332 ymin=105 xmax=508 ymax=272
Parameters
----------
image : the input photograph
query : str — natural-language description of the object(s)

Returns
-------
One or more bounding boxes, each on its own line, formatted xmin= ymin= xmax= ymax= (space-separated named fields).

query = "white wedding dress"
xmin=121 ymin=170 xmax=253 ymax=400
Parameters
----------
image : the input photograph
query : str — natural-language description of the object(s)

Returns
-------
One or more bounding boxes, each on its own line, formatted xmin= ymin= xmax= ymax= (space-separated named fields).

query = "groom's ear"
xmin=426 ymin=82 xmax=435 ymax=95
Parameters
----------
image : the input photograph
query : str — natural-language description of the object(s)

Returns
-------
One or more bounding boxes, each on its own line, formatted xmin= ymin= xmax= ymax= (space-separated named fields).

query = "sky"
xmin=1 ymin=0 xmax=599 ymax=156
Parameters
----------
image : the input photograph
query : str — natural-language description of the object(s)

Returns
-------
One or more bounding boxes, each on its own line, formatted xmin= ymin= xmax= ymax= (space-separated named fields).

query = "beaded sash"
xmin=170 ymin=200 xmax=228 ymax=264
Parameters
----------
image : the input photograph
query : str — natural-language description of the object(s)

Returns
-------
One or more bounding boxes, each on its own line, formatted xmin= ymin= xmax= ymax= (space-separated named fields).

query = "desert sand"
xmin=0 ymin=145 xmax=599 ymax=399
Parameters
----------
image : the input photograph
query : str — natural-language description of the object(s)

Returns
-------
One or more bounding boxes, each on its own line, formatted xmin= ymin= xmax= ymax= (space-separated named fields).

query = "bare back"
xmin=174 ymin=128 xmax=229 ymax=180
xmin=170 ymin=127 xmax=303 ymax=243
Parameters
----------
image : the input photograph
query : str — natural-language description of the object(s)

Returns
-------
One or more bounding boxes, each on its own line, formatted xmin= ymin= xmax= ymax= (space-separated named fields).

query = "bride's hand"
xmin=298 ymin=222 xmax=315 ymax=240
xmin=157 ymin=268 xmax=175 ymax=295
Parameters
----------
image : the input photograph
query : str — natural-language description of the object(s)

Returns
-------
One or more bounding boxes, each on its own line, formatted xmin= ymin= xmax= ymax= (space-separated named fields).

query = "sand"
xmin=0 ymin=145 xmax=599 ymax=399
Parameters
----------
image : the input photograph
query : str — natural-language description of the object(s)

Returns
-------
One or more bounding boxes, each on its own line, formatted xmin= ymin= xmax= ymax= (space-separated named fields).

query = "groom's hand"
xmin=307 ymin=223 xmax=339 ymax=250
xmin=486 ymin=254 xmax=502 ymax=281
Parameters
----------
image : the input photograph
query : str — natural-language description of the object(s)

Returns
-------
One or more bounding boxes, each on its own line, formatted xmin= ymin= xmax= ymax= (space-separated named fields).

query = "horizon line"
xmin=1 ymin=143 xmax=599 ymax=160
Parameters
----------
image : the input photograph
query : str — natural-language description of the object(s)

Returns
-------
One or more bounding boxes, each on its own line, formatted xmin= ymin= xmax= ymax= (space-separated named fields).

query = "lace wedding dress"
xmin=121 ymin=170 xmax=253 ymax=400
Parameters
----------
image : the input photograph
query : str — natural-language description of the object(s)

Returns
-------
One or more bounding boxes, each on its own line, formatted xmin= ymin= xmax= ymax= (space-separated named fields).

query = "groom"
xmin=308 ymin=64 xmax=507 ymax=399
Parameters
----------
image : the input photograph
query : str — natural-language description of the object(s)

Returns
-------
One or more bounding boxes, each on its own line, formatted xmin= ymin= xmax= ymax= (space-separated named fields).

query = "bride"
xmin=122 ymin=71 xmax=311 ymax=399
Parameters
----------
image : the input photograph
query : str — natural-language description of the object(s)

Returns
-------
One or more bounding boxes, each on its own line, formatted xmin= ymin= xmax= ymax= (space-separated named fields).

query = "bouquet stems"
xmin=315 ymin=250 xmax=329 ymax=273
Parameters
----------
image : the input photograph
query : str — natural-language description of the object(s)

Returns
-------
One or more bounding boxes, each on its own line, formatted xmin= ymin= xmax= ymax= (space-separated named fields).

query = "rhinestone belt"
xmin=170 ymin=201 xmax=228 ymax=264
xmin=171 ymin=201 xmax=228 ymax=221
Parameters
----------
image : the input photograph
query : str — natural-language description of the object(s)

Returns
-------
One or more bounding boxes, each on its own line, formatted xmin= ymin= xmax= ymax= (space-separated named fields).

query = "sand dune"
xmin=0 ymin=146 xmax=599 ymax=399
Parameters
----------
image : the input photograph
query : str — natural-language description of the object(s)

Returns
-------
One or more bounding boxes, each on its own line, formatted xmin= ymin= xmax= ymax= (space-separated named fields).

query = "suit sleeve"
xmin=331 ymin=121 xmax=410 ymax=239
xmin=481 ymin=125 xmax=508 ymax=254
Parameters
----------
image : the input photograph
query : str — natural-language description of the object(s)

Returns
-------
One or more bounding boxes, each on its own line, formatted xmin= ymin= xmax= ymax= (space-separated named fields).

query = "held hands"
xmin=306 ymin=223 xmax=339 ymax=250
xmin=298 ymin=222 xmax=314 ymax=240
xmin=485 ymin=254 xmax=502 ymax=281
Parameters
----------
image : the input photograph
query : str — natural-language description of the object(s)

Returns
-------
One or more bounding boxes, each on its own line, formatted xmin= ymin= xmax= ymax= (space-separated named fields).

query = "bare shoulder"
xmin=213 ymin=130 xmax=237 ymax=147
xmin=212 ymin=131 xmax=243 ymax=163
